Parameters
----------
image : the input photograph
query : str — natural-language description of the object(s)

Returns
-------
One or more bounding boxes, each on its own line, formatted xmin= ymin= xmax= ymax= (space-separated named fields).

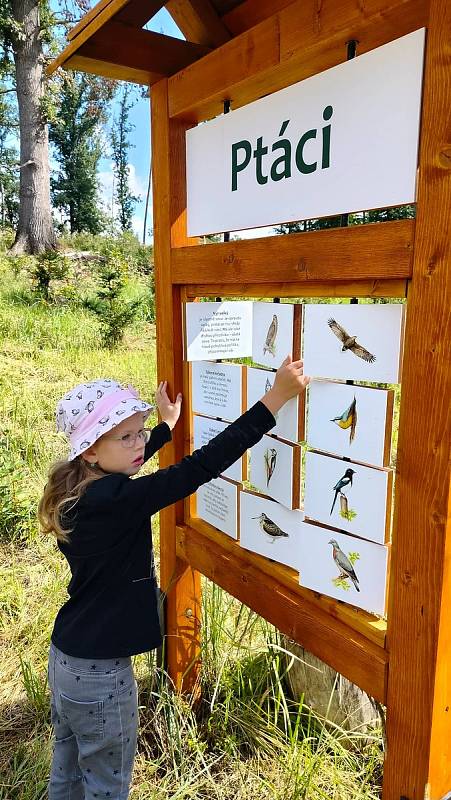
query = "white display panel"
xmin=298 ymin=522 xmax=388 ymax=616
xmin=246 ymin=366 xmax=303 ymax=442
xmin=252 ymin=302 xmax=295 ymax=369
xmin=248 ymin=435 xmax=301 ymax=510
xmin=196 ymin=477 xmax=238 ymax=539
xmin=303 ymin=303 xmax=404 ymax=383
xmin=240 ymin=491 xmax=304 ymax=571
xmin=192 ymin=414 xmax=243 ymax=482
xmin=306 ymin=381 xmax=393 ymax=466
xmin=186 ymin=301 xmax=253 ymax=361
xmin=192 ymin=361 xmax=243 ymax=421
xmin=304 ymin=451 xmax=391 ymax=544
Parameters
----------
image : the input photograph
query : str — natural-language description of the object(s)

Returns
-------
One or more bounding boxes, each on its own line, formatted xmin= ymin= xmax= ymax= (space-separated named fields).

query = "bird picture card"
xmin=195 ymin=476 xmax=239 ymax=539
xmin=192 ymin=414 xmax=244 ymax=483
xmin=191 ymin=361 xmax=244 ymax=422
xmin=240 ymin=491 xmax=304 ymax=571
xmin=185 ymin=301 xmax=253 ymax=361
xmin=303 ymin=450 xmax=392 ymax=544
xmin=298 ymin=521 xmax=388 ymax=616
xmin=302 ymin=303 xmax=405 ymax=383
xmin=252 ymin=302 xmax=302 ymax=369
xmin=248 ymin=435 xmax=301 ymax=510
xmin=246 ymin=366 xmax=305 ymax=443
xmin=306 ymin=381 xmax=394 ymax=467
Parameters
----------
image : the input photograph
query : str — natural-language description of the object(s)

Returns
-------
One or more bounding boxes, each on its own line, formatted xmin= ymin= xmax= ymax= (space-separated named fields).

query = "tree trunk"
xmin=10 ymin=0 xmax=57 ymax=254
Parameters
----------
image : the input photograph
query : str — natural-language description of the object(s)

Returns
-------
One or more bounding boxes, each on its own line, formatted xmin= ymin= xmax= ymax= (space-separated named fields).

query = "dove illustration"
xmin=328 ymin=318 xmax=376 ymax=363
xmin=329 ymin=539 xmax=360 ymax=592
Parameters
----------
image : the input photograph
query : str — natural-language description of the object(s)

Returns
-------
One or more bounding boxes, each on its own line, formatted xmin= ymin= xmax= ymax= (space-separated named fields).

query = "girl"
xmin=39 ymin=356 xmax=309 ymax=800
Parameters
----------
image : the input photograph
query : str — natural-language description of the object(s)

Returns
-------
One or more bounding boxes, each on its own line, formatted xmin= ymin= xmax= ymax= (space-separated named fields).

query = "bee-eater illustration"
xmin=327 ymin=318 xmax=376 ymax=363
xmin=252 ymin=513 xmax=289 ymax=543
xmin=264 ymin=447 xmax=277 ymax=486
xmin=331 ymin=396 xmax=357 ymax=444
xmin=263 ymin=314 xmax=278 ymax=356
xmin=328 ymin=539 xmax=360 ymax=592
xmin=330 ymin=468 xmax=356 ymax=515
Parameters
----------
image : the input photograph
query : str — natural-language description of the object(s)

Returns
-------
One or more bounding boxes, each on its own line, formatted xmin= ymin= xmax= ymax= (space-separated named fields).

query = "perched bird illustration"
xmin=331 ymin=396 xmax=357 ymax=444
xmin=252 ymin=513 xmax=289 ymax=543
xmin=265 ymin=377 xmax=273 ymax=393
xmin=263 ymin=314 xmax=278 ymax=356
xmin=328 ymin=539 xmax=360 ymax=592
xmin=264 ymin=447 xmax=277 ymax=486
xmin=327 ymin=318 xmax=376 ymax=363
xmin=330 ymin=468 xmax=356 ymax=515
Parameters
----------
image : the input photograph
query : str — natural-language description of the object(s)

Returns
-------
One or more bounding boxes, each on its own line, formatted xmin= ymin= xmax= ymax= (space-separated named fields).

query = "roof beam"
xmin=222 ymin=0 xmax=295 ymax=36
xmin=165 ymin=0 xmax=232 ymax=46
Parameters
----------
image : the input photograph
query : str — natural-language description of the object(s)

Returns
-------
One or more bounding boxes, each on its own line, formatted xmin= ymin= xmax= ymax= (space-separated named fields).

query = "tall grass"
xmin=0 ymin=248 xmax=384 ymax=799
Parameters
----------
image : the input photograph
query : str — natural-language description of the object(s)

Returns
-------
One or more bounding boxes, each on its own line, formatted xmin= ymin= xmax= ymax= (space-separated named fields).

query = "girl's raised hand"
xmin=260 ymin=355 xmax=310 ymax=416
xmin=156 ymin=381 xmax=182 ymax=431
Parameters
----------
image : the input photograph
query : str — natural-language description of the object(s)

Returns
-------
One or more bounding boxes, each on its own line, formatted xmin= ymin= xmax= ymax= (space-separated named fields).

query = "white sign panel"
xmin=192 ymin=361 xmax=243 ymax=421
xmin=193 ymin=414 xmax=243 ymax=482
xmin=187 ymin=29 xmax=425 ymax=235
xmin=249 ymin=435 xmax=301 ymax=510
xmin=240 ymin=491 xmax=304 ymax=571
xmin=252 ymin=302 xmax=294 ymax=369
xmin=298 ymin=522 xmax=388 ymax=617
xmin=186 ymin=301 xmax=252 ymax=361
xmin=303 ymin=303 xmax=404 ymax=383
xmin=246 ymin=366 xmax=303 ymax=442
xmin=196 ymin=477 xmax=238 ymax=539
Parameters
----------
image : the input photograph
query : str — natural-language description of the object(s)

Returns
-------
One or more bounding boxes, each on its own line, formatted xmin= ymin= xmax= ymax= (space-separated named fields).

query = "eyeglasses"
xmin=105 ymin=429 xmax=151 ymax=448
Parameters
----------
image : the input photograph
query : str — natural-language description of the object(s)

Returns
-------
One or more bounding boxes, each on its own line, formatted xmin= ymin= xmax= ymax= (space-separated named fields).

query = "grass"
xmin=0 ymin=244 xmax=384 ymax=799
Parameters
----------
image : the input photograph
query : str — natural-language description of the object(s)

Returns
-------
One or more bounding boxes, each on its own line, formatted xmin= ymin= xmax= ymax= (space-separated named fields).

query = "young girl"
xmin=39 ymin=357 xmax=309 ymax=800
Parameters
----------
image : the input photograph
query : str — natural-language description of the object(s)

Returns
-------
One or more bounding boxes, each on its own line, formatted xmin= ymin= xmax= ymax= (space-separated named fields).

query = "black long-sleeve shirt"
xmin=51 ymin=401 xmax=276 ymax=658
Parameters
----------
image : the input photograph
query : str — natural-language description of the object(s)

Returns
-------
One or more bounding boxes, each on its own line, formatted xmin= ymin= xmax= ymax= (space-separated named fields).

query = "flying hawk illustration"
xmin=263 ymin=314 xmax=278 ymax=356
xmin=264 ymin=447 xmax=277 ymax=486
xmin=330 ymin=468 xmax=356 ymax=515
xmin=252 ymin=513 xmax=289 ymax=543
xmin=327 ymin=318 xmax=376 ymax=363
xmin=328 ymin=539 xmax=360 ymax=592
xmin=331 ymin=396 xmax=357 ymax=444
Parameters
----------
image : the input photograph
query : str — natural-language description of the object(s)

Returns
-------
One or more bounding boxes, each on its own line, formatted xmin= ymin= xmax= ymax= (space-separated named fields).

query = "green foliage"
xmin=274 ymin=205 xmax=415 ymax=235
xmin=0 ymin=445 xmax=35 ymax=541
xmin=31 ymin=250 xmax=70 ymax=301
xmin=111 ymin=84 xmax=138 ymax=232
xmin=339 ymin=506 xmax=357 ymax=522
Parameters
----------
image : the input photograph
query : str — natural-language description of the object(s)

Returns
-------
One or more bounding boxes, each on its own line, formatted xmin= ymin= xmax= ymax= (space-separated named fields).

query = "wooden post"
xmin=383 ymin=1 xmax=451 ymax=796
xmin=151 ymin=78 xmax=201 ymax=692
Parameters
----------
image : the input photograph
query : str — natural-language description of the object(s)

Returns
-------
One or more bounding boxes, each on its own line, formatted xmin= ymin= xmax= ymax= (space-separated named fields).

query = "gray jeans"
xmin=48 ymin=643 xmax=138 ymax=800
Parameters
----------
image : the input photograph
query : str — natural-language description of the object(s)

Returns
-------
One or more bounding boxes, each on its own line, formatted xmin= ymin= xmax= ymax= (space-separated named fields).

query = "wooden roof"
xmin=48 ymin=0 xmax=294 ymax=84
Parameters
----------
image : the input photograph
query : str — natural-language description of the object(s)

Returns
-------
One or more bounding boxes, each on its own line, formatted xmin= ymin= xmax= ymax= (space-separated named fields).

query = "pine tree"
xmin=111 ymin=85 xmax=137 ymax=232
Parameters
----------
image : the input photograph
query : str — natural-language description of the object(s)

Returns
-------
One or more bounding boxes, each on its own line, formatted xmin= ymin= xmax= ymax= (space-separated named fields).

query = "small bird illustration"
xmin=327 ymin=318 xmax=376 ymax=363
xmin=330 ymin=468 xmax=356 ymax=515
xmin=328 ymin=539 xmax=360 ymax=592
xmin=265 ymin=377 xmax=273 ymax=393
xmin=263 ymin=314 xmax=278 ymax=356
xmin=252 ymin=513 xmax=289 ymax=543
xmin=331 ymin=396 xmax=357 ymax=444
xmin=264 ymin=447 xmax=277 ymax=486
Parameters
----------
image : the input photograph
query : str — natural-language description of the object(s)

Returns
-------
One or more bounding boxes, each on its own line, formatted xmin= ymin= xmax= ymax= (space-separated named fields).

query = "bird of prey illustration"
xmin=330 ymin=468 xmax=356 ymax=515
xmin=263 ymin=314 xmax=278 ymax=356
xmin=327 ymin=318 xmax=376 ymax=363
xmin=331 ymin=396 xmax=357 ymax=444
xmin=328 ymin=539 xmax=360 ymax=592
xmin=264 ymin=447 xmax=277 ymax=486
xmin=252 ymin=513 xmax=289 ymax=543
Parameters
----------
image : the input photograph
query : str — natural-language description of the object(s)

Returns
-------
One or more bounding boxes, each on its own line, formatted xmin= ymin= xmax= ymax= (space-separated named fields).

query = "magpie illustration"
xmin=327 ymin=318 xmax=376 ymax=363
xmin=263 ymin=314 xmax=278 ymax=356
xmin=252 ymin=513 xmax=289 ymax=543
xmin=330 ymin=468 xmax=356 ymax=515
xmin=328 ymin=539 xmax=360 ymax=592
xmin=331 ymin=396 xmax=357 ymax=444
xmin=264 ymin=447 xmax=277 ymax=486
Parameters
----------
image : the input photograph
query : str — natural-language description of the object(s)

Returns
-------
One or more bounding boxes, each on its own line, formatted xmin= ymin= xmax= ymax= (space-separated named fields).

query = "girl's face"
xmin=82 ymin=412 xmax=148 ymax=476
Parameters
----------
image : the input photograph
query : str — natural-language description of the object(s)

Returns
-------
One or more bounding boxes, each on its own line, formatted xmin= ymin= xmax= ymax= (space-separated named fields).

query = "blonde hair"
xmin=38 ymin=457 xmax=104 ymax=542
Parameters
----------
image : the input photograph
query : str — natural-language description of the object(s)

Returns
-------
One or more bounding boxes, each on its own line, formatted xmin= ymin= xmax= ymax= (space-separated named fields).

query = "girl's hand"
xmin=260 ymin=355 xmax=310 ymax=416
xmin=156 ymin=381 xmax=182 ymax=431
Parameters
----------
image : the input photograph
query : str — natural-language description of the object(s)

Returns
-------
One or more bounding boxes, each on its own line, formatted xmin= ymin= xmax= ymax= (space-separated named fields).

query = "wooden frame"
xmin=52 ymin=0 xmax=451 ymax=795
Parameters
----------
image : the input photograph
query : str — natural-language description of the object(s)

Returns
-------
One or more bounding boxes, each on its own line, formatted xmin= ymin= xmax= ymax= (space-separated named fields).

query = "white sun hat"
xmin=56 ymin=378 xmax=154 ymax=461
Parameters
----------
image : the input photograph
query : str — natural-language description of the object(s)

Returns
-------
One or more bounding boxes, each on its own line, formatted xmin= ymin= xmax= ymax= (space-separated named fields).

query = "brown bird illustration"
xmin=331 ymin=396 xmax=357 ymax=444
xmin=264 ymin=447 xmax=277 ymax=486
xmin=329 ymin=539 xmax=360 ymax=592
xmin=252 ymin=513 xmax=289 ymax=543
xmin=327 ymin=318 xmax=376 ymax=363
xmin=263 ymin=314 xmax=278 ymax=356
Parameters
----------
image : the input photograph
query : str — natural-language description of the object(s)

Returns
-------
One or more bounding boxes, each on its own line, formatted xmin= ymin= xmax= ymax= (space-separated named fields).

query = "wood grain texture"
xmin=151 ymin=80 xmax=202 ymax=692
xmin=177 ymin=521 xmax=388 ymax=700
xmin=182 ymin=280 xmax=408 ymax=298
xmin=168 ymin=0 xmax=426 ymax=120
xmin=383 ymin=0 xmax=451 ymax=795
xmin=62 ymin=54 xmax=159 ymax=84
xmin=222 ymin=0 xmax=295 ymax=36
xmin=172 ymin=221 xmax=414 ymax=283
xmin=166 ymin=0 xmax=232 ymax=46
